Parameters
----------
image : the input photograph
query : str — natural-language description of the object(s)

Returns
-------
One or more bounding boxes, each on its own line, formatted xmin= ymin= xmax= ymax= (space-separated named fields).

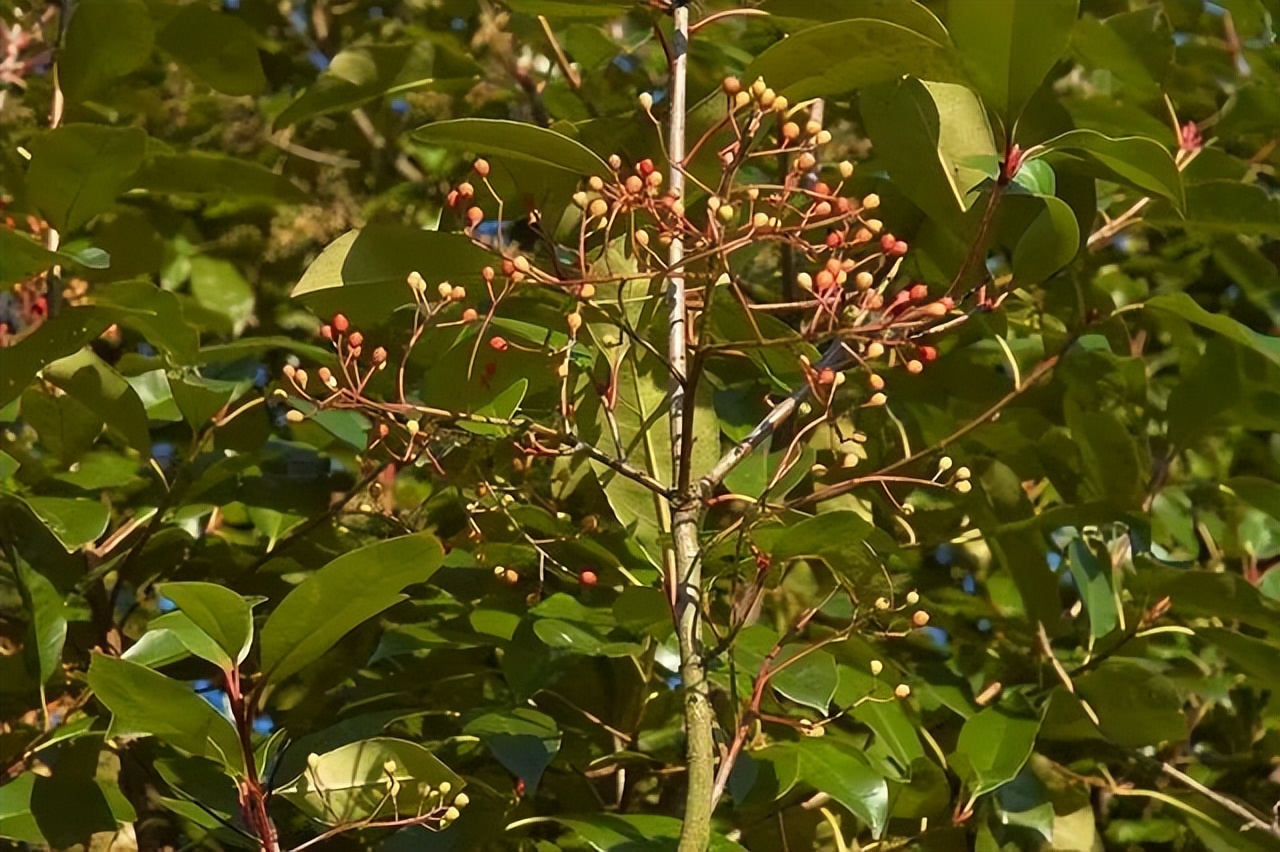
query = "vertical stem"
xmin=665 ymin=5 xmax=714 ymax=852
xmin=228 ymin=668 xmax=280 ymax=852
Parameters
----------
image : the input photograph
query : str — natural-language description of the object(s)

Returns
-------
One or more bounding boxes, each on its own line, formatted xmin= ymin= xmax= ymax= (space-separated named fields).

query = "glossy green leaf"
xmin=947 ymin=0 xmax=1079 ymax=132
xmin=259 ymin=532 xmax=445 ymax=686
xmin=741 ymin=19 xmax=966 ymax=101
xmin=291 ymin=226 xmax=496 ymax=325
xmin=190 ymin=256 xmax=255 ymax=336
xmin=773 ymin=511 xmax=897 ymax=585
xmin=1129 ymin=560 xmax=1280 ymax=637
xmin=14 ymin=558 xmax=67 ymax=684
xmin=276 ymin=42 xmax=480 ymax=128
xmin=44 ymin=349 xmax=150 ymax=454
xmin=13 ymin=495 xmax=110 ymax=552
xmin=89 ymin=281 xmax=200 ymax=365
xmin=1009 ymin=195 xmax=1080 ymax=284
xmin=513 ymin=814 xmax=747 ymax=852
xmin=1147 ymin=292 xmax=1280 ymax=365
xmin=771 ymin=647 xmax=839 ymax=714
xmin=19 ymin=386 xmax=103 ymax=468
xmin=87 ymin=654 xmax=244 ymax=775
xmin=1070 ymin=6 xmax=1173 ymax=102
xmin=276 ymin=737 xmax=464 ymax=825
xmin=156 ymin=582 xmax=255 ymax=668
xmin=1075 ymin=660 xmax=1185 ymax=747
xmin=26 ymin=125 xmax=148 ymax=232
xmin=1226 ymin=476 xmax=1280 ymax=520
xmin=1037 ymin=129 xmax=1183 ymax=209
xmin=796 ymin=738 xmax=889 ymax=834
xmin=464 ymin=709 xmax=560 ymax=796
xmin=0 ymin=229 xmax=109 ymax=286
xmin=58 ymin=0 xmax=154 ymax=104
xmin=1199 ymin=628 xmax=1280 ymax=693
xmin=138 ymin=612 xmax=231 ymax=670
xmin=131 ymin=153 xmax=307 ymax=204
xmin=155 ymin=3 xmax=266 ymax=95
xmin=949 ymin=707 xmax=1040 ymax=796
xmin=1066 ymin=539 xmax=1118 ymax=640
xmin=861 ymin=78 xmax=997 ymax=227
xmin=457 ymin=379 xmax=529 ymax=436
xmin=414 ymin=118 xmax=609 ymax=176
xmin=502 ymin=0 xmax=631 ymax=18
xmin=758 ymin=0 xmax=949 ymax=43
xmin=0 ymin=306 xmax=142 ymax=408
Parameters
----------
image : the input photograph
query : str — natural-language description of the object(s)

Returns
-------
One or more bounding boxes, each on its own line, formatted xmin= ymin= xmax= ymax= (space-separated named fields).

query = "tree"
xmin=1 ymin=1 xmax=1278 ymax=851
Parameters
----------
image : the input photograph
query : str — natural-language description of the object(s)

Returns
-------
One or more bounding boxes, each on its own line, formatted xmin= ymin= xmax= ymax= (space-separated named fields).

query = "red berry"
xmin=880 ymin=234 xmax=897 ymax=252
xmin=332 ymin=313 xmax=349 ymax=333
xmin=637 ymin=159 xmax=656 ymax=177
xmin=320 ymin=324 xmax=333 ymax=340
xmin=580 ymin=570 xmax=598 ymax=586
xmin=909 ymin=283 xmax=929 ymax=301
xmin=348 ymin=331 xmax=364 ymax=349
xmin=918 ymin=345 xmax=938 ymax=362
xmin=941 ymin=296 xmax=955 ymax=310
xmin=825 ymin=231 xmax=843 ymax=249
xmin=489 ymin=336 xmax=509 ymax=352
xmin=890 ymin=240 xmax=909 ymax=257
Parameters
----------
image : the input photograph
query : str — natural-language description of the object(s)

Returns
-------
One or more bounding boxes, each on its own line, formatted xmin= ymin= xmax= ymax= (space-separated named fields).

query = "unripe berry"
xmin=854 ymin=271 xmax=874 ymax=290
xmin=751 ymin=77 xmax=766 ymax=97
xmin=734 ymin=91 xmax=751 ymax=109
xmin=638 ymin=91 xmax=654 ymax=111
xmin=909 ymin=283 xmax=929 ymax=301
xmin=567 ymin=312 xmax=582 ymax=334
xmin=955 ymin=480 xmax=973 ymax=494
xmin=866 ymin=341 xmax=885 ymax=359
xmin=458 ymin=182 xmax=474 ymax=198
xmin=868 ymin=392 xmax=888 ymax=407
xmin=573 ymin=191 xmax=588 ymax=208
xmin=438 ymin=282 xmax=454 ymax=299
xmin=875 ymin=597 xmax=891 ymax=610
xmin=868 ymin=374 xmax=885 ymax=390
xmin=825 ymin=231 xmax=843 ymax=249
xmin=839 ymin=160 xmax=854 ymax=179
xmin=919 ymin=345 xmax=938 ymax=362
xmin=634 ymin=229 xmax=650 ymax=247
xmin=503 ymin=569 xmax=519 ymax=585
xmin=894 ymin=683 xmax=911 ymax=699
xmin=782 ymin=122 xmax=801 ymax=141
xmin=773 ymin=95 xmax=789 ymax=113
xmin=723 ymin=76 xmax=742 ymax=95
xmin=816 ymin=130 xmax=832 ymax=145
xmin=815 ymin=269 xmax=836 ymax=290
xmin=580 ymin=569 xmax=598 ymax=586
xmin=285 ymin=409 xmax=305 ymax=423
xmin=372 ymin=346 xmax=387 ymax=365
xmin=332 ymin=313 xmax=349 ymax=333
xmin=796 ymin=152 xmax=816 ymax=171
xmin=580 ymin=283 xmax=597 ymax=299
xmin=320 ymin=324 xmax=333 ymax=340
xmin=646 ymin=171 xmax=663 ymax=188
xmin=637 ymin=158 xmax=656 ymax=177
xmin=462 ymin=308 xmax=479 ymax=322
xmin=451 ymin=285 xmax=466 ymax=301
xmin=906 ymin=590 xmax=920 ymax=605
xmin=608 ymin=154 xmax=623 ymax=171
xmin=752 ymin=212 xmax=770 ymax=229
xmin=956 ymin=466 xmax=971 ymax=480
xmin=796 ymin=272 xmax=813 ymax=291
xmin=718 ymin=204 xmax=735 ymax=223
xmin=890 ymin=240 xmax=909 ymax=257
xmin=474 ymin=158 xmax=491 ymax=177
xmin=912 ymin=610 xmax=930 ymax=627
xmin=880 ymin=234 xmax=897 ymax=253
xmin=318 ymin=366 xmax=333 ymax=383
xmin=870 ymin=659 xmax=884 ymax=675
xmin=759 ymin=87 xmax=776 ymax=108
xmin=813 ymin=201 xmax=832 ymax=217
xmin=282 ymin=363 xmax=296 ymax=378
xmin=589 ymin=198 xmax=609 ymax=218
xmin=482 ymin=266 xmax=495 ymax=282
xmin=513 ymin=255 xmax=531 ymax=274
xmin=588 ymin=175 xmax=605 ymax=192
xmin=862 ymin=193 xmax=881 ymax=209
xmin=625 ymin=175 xmax=644 ymax=194
xmin=906 ymin=359 xmax=924 ymax=374
xmin=406 ymin=419 xmax=420 ymax=435
xmin=489 ymin=336 xmax=508 ymax=351
xmin=348 ymin=331 xmax=364 ymax=349
xmin=466 ymin=206 xmax=484 ymax=228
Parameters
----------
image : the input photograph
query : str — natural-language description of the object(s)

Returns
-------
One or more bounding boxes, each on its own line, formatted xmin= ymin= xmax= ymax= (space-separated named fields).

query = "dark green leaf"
xmin=758 ymin=0 xmax=949 ymax=42
xmin=1037 ymin=129 xmax=1184 ymax=209
xmin=14 ymin=558 xmax=67 ymax=684
xmin=156 ymin=582 xmax=255 ymax=668
xmin=12 ymin=495 xmax=110 ymax=552
xmin=1130 ymin=560 xmax=1280 ymax=637
xmin=512 ymin=814 xmax=747 ymax=852
xmin=413 ymin=118 xmax=609 ymax=175
xmin=796 ymin=738 xmax=889 ymax=834
xmin=1010 ymin=195 xmax=1080 ymax=284
xmin=27 ymin=125 xmax=148 ymax=232
xmin=1075 ymin=660 xmax=1185 ymax=747
xmin=1066 ymin=539 xmax=1118 ymax=640
xmin=131 ymin=153 xmax=306 ymax=204
xmin=948 ymin=707 xmax=1040 ymax=796
xmin=947 ymin=0 xmax=1079 ymax=132
xmin=87 ymin=654 xmax=244 ymax=775
xmin=464 ymin=709 xmax=560 ymax=796
xmin=1147 ymin=181 xmax=1280 ymax=237
xmin=59 ymin=0 xmax=154 ymax=104
xmin=1147 ymin=292 xmax=1280 ymax=365
xmin=259 ymin=532 xmax=445 ymax=686
xmin=155 ymin=3 xmax=266 ymax=95
xmin=44 ymin=349 xmax=150 ymax=454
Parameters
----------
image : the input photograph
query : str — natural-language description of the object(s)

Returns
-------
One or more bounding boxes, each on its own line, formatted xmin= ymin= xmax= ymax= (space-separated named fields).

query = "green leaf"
xmin=502 ymin=0 xmax=631 ymax=18
xmin=1199 ymin=628 xmax=1280 ymax=693
xmin=86 ymin=654 xmax=244 ymax=775
xmin=741 ymin=19 xmax=967 ymax=101
xmin=44 ymin=349 xmax=150 ymax=454
xmin=58 ymin=0 xmax=154 ymax=104
xmin=1066 ymin=539 xmax=1118 ymax=640
xmin=0 ymin=767 xmax=131 ymax=848
xmin=20 ymin=386 xmax=103 ymax=468
xmin=258 ymin=532 xmax=445 ymax=686
xmin=771 ymin=647 xmax=839 ymax=714
xmin=464 ymin=709 xmax=560 ymax=796
xmin=89 ymin=281 xmax=200 ymax=365
xmin=1226 ymin=476 xmax=1280 ymax=520
xmin=12 ymin=495 xmax=110 ymax=552
xmin=1009 ymin=195 xmax=1080 ymax=284
xmin=772 ymin=511 xmax=897 ymax=586
xmin=457 ymin=379 xmax=529 ymax=436
xmin=796 ymin=738 xmax=889 ymax=834
xmin=0 ymin=229 xmax=109 ymax=285
xmin=722 ymin=446 xmax=815 ymax=500
xmin=1148 ymin=181 xmax=1280 ymax=237
xmin=949 ymin=707 xmax=1040 ymax=796
xmin=1036 ymin=129 xmax=1183 ymax=209
xmin=947 ymin=0 xmax=1079 ymax=132
xmin=0 ymin=306 xmax=148 ymax=408
xmin=136 ymin=612 xmax=232 ymax=670
xmin=860 ymin=78 xmax=997 ymax=228
xmin=156 ymin=582 xmax=255 ymax=668
xmin=275 ymin=42 xmax=480 ymax=128
xmin=1147 ymin=292 xmax=1280 ymax=365
xmin=414 ymin=118 xmax=609 ymax=176
xmin=189 ymin=256 xmax=255 ymax=336
xmin=276 ymin=737 xmax=464 ymax=825
xmin=1075 ymin=660 xmax=1185 ymax=747
xmin=1129 ymin=560 xmax=1280 ymax=637
xmin=131 ymin=153 xmax=307 ymax=204
xmin=513 ymin=815 xmax=747 ymax=852
xmin=1166 ymin=338 xmax=1280 ymax=447
xmin=155 ymin=3 xmax=266 ymax=95
xmin=291 ymin=226 xmax=496 ymax=325
xmin=758 ymin=0 xmax=949 ymax=43
xmin=1070 ymin=6 xmax=1174 ymax=102
xmin=27 ymin=125 xmax=148 ymax=233
xmin=14 ymin=558 xmax=67 ymax=684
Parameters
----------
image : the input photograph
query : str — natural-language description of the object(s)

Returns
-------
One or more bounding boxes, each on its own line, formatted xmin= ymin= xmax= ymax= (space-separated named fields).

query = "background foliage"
xmin=1 ymin=0 xmax=1279 ymax=851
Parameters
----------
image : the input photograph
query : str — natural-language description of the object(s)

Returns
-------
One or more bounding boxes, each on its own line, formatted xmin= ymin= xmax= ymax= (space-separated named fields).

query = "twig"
xmin=538 ymin=15 xmax=581 ymax=89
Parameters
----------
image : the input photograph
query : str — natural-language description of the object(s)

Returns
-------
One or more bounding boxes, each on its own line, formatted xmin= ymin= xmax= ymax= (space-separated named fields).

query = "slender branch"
xmin=537 ymin=15 xmax=581 ymax=89
xmin=1157 ymin=762 xmax=1279 ymax=838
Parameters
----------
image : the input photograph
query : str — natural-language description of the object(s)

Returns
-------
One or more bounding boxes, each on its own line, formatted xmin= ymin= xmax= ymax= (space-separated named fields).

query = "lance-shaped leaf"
xmin=44 ymin=349 xmax=150 ymax=455
xmin=276 ymin=737 xmax=464 ymax=825
xmin=949 ymin=707 xmax=1040 ymax=796
xmin=156 ymin=582 xmax=256 ymax=668
xmin=759 ymin=0 xmax=949 ymax=43
xmin=26 ymin=125 xmax=148 ymax=233
xmin=796 ymin=738 xmax=890 ymax=834
xmin=14 ymin=559 xmax=67 ymax=684
xmin=1036 ymin=129 xmax=1184 ymax=210
xmin=258 ymin=533 xmax=444 ymax=686
xmin=87 ymin=654 xmax=244 ymax=776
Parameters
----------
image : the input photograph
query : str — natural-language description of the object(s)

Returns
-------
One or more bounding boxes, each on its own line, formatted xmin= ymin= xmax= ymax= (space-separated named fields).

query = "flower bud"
xmin=718 ymin=204 xmax=735 ymax=223
xmin=906 ymin=590 xmax=920 ymax=605
xmin=955 ymin=480 xmax=973 ymax=494
xmin=734 ymin=90 xmax=751 ymax=109
xmin=796 ymin=272 xmax=813 ymax=291
xmin=782 ymin=122 xmax=801 ymax=141
xmin=638 ymin=92 xmax=654 ymax=111
xmin=462 ymin=308 xmax=478 ymax=322
xmin=906 ymin=359 xmax=924 ymax=374
xmin=372 ymin=346 xmax=387 ymax=365
xmin=573 ymin=191 xmax=589 ymax=208
xmin=406 ymin=419 xmax=420 ymax=435
xmin=838 ymin=160 xmax=854 ymax=179
xmin=438 ymin=281 xmax=454 ymax=299
xmin=451 ymin=285 xmax=466 ymax=301
xmin=723 ymin=76 xmax=742 ymax=95
xmin=874 ymin=597 xmax=890 ymax=610
xmin=866 ymin=341 xmax=885 ymax=359
xmin=567 ymin=312 xmax=582 ymax=334
xmin=894 ymin=683 xmax=911 ymax=699
xmin=332 ymin=313 xmax=349 ymax=333
xmin=956 ymin=466 xmax=971 ymax=480
xmin=580 ymin=283 xmax=597 ymax=299
xmin=466 ymin=206 xmax=484 ymax=228
xmin=454 ymin=793 xmax=470 ymax=807
xmin=751 ymin=77 xmax=767 ymax=97
xmin=862 ymin=193 xmax=880 ymax=209
xmin=868 ymin=374 xmax=884 ymax=390
xmin=286 ymin=409 xmax=305 ymax=423
xmin=773 ymin=95 xmax=789 ymax=113
xmin=868 ymin=392 xmax=887 ymax=407
xmin=870 ymin=659 xmax=884 ymax=676
xmin=816 ymin=130 xmax=832 ymax=145
xmin=444 ymin=806 xmax=461 ymax=821
xmin=854 ymin=271 xmax=874 ymax=290
xmin=473 ymin=159 xmax=490 ymax=177
xmin=796 ymin=152 xmax=816 ymax=171
xmin=589 ymin=198 xmax=609 ymax=218
xmin=348 ymin=331 xmax=364 ymax=349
